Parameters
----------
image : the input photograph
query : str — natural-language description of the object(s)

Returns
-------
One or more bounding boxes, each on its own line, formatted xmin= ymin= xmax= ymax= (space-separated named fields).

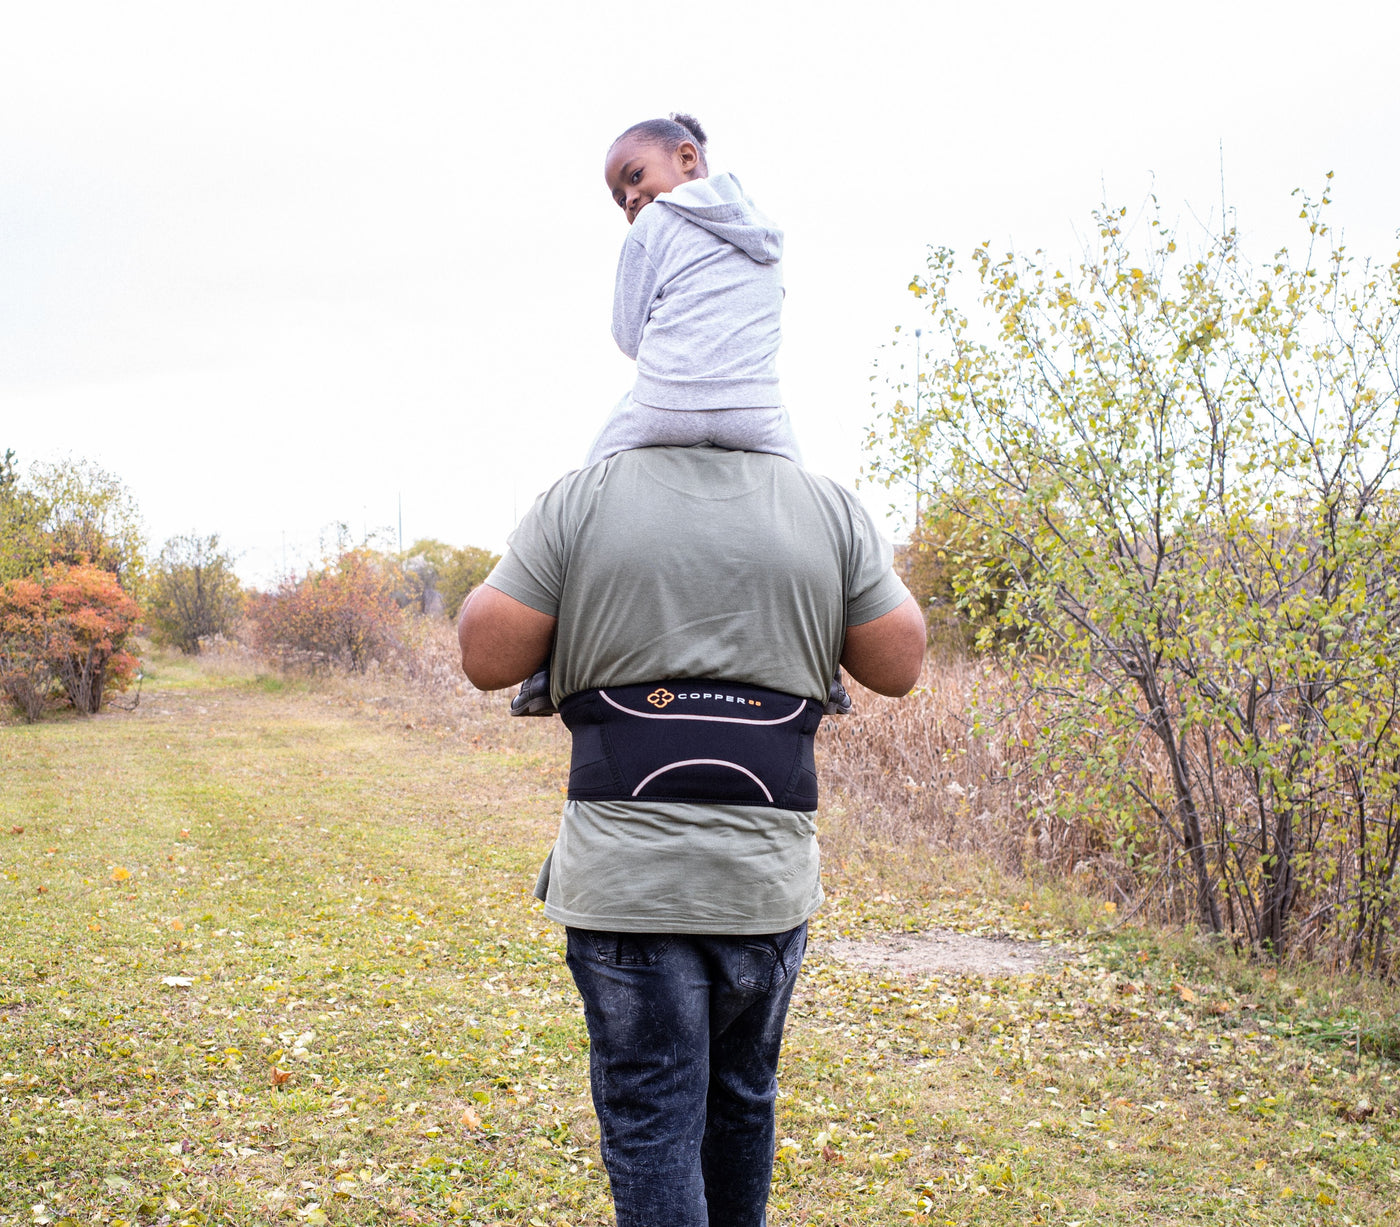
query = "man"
xmin=459 ymin=446 xmax=924 ymax=1226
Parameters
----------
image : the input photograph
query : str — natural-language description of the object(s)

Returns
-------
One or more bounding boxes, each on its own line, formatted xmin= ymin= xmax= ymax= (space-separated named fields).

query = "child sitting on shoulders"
xmin=512 ymin=114 xmax=850 ymax=717
xmin=587 ymin=111 xmax=801 ymax=465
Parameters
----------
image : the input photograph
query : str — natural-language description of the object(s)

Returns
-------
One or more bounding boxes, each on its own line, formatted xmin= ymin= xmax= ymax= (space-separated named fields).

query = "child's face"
xmin=604 ymin=136 xmax=704 ymax=225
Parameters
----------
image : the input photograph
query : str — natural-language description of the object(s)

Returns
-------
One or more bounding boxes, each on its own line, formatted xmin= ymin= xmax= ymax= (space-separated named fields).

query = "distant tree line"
xmin=250 ymin=534 xmax=499 ymax=673
xmin=1 ymin=448 xmax=500 ymax=720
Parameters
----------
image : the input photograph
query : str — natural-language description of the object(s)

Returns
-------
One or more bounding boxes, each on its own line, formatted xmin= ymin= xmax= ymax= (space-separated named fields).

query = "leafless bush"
xmin=1 ymin=665 xmax=50 ymax=722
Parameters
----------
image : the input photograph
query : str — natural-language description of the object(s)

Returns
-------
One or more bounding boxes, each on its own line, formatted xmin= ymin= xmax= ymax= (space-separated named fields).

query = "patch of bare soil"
xmin=823 ymin=929 xmax=1067 ymax=977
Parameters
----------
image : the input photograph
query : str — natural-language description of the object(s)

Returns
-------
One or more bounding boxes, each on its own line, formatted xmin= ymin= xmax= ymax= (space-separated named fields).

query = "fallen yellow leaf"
xmin=111 ymin=866 xmax=131 ymax=883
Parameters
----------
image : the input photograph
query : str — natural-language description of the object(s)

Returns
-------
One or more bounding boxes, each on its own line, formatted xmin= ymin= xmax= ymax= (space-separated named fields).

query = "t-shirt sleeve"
xmin=842 ymin=489 xmax=913 ymax=627
xmin=483 ymin=482 xmax=570 ymax=617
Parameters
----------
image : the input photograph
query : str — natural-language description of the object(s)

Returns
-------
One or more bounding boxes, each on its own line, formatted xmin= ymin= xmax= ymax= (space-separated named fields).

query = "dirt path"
xmin=825 ymin=929 xmax=1065 ymax=977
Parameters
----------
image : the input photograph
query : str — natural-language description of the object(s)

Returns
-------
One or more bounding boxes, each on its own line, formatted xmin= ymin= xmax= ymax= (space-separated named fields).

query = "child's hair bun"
xmin=669 ymin=112 xmax=708 ymax=149
xmin=609 ymin=114 xmax=710 ymax=171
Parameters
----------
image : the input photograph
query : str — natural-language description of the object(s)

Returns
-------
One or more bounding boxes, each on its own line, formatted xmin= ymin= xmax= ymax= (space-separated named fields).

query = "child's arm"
xmin=612 ymin=233 xmax=663 ymax=361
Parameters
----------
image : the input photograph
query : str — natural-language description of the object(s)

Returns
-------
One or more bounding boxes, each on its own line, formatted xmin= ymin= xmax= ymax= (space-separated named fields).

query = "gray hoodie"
xmin=612 ymin=172 xmax=784 ymax=411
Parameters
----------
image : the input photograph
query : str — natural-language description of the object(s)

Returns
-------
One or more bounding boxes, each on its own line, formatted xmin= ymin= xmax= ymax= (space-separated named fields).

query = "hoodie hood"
xmin=653 ymin=173 xmax=783 ymax=265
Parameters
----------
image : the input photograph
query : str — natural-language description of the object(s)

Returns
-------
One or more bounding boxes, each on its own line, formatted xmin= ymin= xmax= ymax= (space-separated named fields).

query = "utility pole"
xmin=398 ymin=492 xmax=403 ymax=554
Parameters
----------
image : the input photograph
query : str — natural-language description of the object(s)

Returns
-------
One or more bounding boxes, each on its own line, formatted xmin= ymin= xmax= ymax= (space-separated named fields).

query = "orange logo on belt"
xmin=648 ymin=687 xmax=676 ymax=709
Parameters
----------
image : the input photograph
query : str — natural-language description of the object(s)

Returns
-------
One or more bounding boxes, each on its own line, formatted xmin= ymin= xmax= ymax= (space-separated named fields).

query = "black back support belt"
xmin=558 ymin=679 xmax=824 ymax=810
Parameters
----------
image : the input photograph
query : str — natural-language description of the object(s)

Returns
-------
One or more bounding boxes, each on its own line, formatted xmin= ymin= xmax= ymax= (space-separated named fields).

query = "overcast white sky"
xmin=4 ymin=1 xmax=1398 ymax=585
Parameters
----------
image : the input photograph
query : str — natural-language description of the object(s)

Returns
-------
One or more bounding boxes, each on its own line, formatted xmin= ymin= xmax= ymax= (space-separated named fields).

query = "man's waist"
xmin=558 ymin=679 xmax=823 ymax=810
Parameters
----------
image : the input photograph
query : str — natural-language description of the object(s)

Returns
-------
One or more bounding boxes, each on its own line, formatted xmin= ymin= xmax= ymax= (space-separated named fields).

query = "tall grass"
xmin=816 ymin=655 xmax=1112 ymax=879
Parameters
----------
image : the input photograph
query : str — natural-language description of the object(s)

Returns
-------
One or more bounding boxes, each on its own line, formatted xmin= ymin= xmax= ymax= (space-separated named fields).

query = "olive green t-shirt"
xmin=485 ymin=446 xmax=910 ymax=933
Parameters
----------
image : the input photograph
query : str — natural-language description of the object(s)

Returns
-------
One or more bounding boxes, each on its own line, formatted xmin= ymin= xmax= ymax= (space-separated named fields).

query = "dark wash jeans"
xmin=564 ymin=922 xmax=809 ymax=1227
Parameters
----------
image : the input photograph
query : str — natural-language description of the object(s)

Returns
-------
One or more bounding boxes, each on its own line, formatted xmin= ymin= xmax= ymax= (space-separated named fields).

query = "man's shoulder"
xmin=554 ymin=446 xmax=840 ymax=489
xmin=535 ymin=449 xmax=860 ymax=534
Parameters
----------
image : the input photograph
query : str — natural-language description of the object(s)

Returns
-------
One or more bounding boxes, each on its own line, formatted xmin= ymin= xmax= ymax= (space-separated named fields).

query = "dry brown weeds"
xmin=817 ymin=654 xmax=1123 ymax=880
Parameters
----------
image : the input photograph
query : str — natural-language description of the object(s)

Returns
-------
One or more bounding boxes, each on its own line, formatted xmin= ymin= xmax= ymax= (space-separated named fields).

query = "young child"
xmin=586 ymin=112 xmax=802 ymax=465
xmin=512 ymin=114 xmax=850 ymax=717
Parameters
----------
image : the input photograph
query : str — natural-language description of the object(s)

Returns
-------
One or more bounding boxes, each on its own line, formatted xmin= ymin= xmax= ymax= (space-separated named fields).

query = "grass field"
xmin=2 ymin=651 xmax=1398 ymax=1225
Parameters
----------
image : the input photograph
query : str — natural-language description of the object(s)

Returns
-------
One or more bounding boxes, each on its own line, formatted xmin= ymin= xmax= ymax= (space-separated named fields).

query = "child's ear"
xmin=676 ymin=140 xmax=704 ymax=178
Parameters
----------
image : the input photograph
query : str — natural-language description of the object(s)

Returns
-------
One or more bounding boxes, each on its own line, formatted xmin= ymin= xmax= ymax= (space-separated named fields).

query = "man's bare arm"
xmin=840 ymin=594 xmax=926 ymax=697
xmin=458 ymin=584 xmax=558 ymax=691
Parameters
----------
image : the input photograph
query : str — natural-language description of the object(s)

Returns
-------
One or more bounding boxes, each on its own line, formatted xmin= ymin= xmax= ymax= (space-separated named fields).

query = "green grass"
xmin=2 ymin=653 xmax=1398 ymax=1225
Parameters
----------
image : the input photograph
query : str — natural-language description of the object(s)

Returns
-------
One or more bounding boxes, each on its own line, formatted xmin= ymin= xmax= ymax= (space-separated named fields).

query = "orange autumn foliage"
xmin=0 ymin=561 xmax=141 ymax=720
xmin=251 ymin=548 xmax=403 ymax=673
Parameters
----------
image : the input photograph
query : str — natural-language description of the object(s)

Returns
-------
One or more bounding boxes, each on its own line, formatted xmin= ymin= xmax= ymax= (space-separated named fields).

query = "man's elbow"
xmin=457 ymin=589 xmax=504 ymax=689
xmin=459 ymin=635 xmax=521 ymax=693
xmin=461 ymin=660 xmax=513 ymax=692
xmin=866 ymin=623 xmax=926 ymax=697
xmin=458 ymin=635 xmax=504 ymax=691
xmin=841 ymin=596 xmax=927 ymax=697
xmin=457 ymin=583 xmax=556 ymax=691
xmin=457 ymin=589 xmax=479 ymax=676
